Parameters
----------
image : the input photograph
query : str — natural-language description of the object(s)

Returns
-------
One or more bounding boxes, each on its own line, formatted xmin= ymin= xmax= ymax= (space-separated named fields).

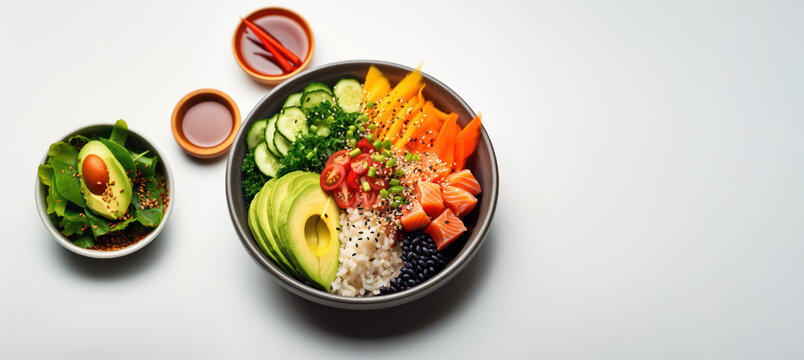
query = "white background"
xmin=2 ymin=0 xmax=803 ymax=359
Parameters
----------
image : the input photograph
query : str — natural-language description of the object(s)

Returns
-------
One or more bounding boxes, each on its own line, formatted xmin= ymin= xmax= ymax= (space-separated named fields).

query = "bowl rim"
xmin=231 ymin=6 xmax=316 ymax=85
xmin=35 ymin=123 xmax=175 ymax=259
xmin=225 ymin=60 xmax=498 ymax=309
xmin=171 ymin=88 xmax=241 ymax=159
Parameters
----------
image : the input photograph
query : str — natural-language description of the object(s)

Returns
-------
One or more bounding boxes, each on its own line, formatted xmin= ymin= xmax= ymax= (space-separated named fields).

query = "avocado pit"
xmin=82 ymin=154 xmax=110 ymax=195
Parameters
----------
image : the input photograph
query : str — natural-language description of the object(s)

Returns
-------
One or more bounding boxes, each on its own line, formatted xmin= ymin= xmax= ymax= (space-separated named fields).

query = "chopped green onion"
xmin=411 ymin=154 xmax=420 ymax=162
xmin=368 ymin=166 xmax=376 ymax=177
xmin=348 ymin=125 xmax=356 ymax=131
xmin=309 ymin=124 xmax=319 ymax=132
xmin=349 ymin=148 xmax=361 ymax=157
xmin=368 ymin=124 xmax=377 ymax=130
xmin=385 ymin=158 xmax=397 ymax=168
xmin=404 ymin=152 xmax=414 ymax=161
xmin=389 ymin=178 xmax=400 ymax=186
xmin=346 ymin=130 xmax=354 ymax=137
xmin=389 ymin=185 xmax=403 ymax=194
xmin=379 ymin=189 xmax=390 ymax=198
xmin=326 ymin=116 xmax=335 ymax=124
xmin=358 ymin=114 xmax=369 ymax=122
xmin=372 ymin=154 xmax=386 ymax=163
xmin=394 ymin=196 xmax=404 ymax=202
xmin=367 ymin=101 xmax=375 ymax=108
xmin=362 ymin=181 xmax=371 ymax=192
xmin=317 ymin=127 xmax=331 ymax=137
xmin=382 ymin=140 xmax=392 ymax=149
xmin=395 ymin=168 xmax=404 ymax=177
xmin=391 ymin=201 xmax=401 ymax=208
xmin=306 ymin=151 xmax=315 ymax=160
xmin=372 ymin=139 xmax=382 ymax=149
xmin=366 ymin=134 xmax=374 ymax=141
xmin=348 ymin=138 xmax=357 ymax=148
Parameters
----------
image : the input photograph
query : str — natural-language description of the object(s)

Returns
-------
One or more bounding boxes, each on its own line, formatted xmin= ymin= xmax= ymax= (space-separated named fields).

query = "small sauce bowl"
xmin=232 ymin=7 xmax=315 ymax=85
xmin=171 ymin=88 xmax=241 ymax=159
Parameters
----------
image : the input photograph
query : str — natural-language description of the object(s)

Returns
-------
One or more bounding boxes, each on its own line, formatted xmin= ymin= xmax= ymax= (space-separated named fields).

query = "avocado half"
xmin=248 ymin=172 xmax=341 ymax=291
xmin=77 ymin=140 xmax=133 ymax=219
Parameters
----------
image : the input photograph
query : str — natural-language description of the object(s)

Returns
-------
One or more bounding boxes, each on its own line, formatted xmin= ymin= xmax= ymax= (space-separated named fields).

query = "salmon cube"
xmin=414 ymin=181 xmax=444 ymax=218
xmin=425 ymin=209 xmax=467 ymax=250
xmin=441 ymin=185 xmax=478 ymax=218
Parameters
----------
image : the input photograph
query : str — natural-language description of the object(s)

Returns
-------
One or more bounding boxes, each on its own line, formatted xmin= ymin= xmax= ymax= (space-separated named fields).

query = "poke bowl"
xmin=35 ymin=121 xmax=174 ymax=259
xmin=225 ymin=60 xmax=497 ymax=309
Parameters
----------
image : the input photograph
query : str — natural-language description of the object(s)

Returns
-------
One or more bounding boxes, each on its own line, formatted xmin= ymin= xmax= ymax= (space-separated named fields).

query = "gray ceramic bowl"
xmin=226 ymin=60 xmax=498 ymax=309
xmin=35 ymin=124 xmax=175 ymax=259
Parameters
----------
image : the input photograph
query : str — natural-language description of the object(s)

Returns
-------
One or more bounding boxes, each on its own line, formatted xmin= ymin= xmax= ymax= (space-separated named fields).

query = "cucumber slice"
xmin=334 ymin=78 xmax=363 ymax=112
xmin=254 ymin=143 xmax=279 ymax=178
xmin=274 ymin=133 xmax=291 ymax=157
xmin=264 ymin=114 xmax=280 ymax=157
xmin=276 ymin=107 xmax=308 ymax=142
xmin=283 ymin=92 xmax=302 ymax=108
xmin=246 ymin=119 xmax=268 ymax=149
xmin=300 ymin=90 xmax=335 ymax=112
xmin=303 ymin=82 xmax=332 ymax=95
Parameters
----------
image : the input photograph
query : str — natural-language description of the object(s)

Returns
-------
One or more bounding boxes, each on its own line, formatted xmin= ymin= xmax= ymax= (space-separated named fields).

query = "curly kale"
xmin=276 ymin=102 xmax=363 ymax=177
xmin=241 ymin=148 xmax=269 ymax=201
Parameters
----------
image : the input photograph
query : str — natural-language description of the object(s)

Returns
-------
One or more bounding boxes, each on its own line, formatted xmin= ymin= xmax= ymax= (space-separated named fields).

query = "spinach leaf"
xmin=99 ymin=138 xmax=135 ymax=176
xmin=59 ymin=208 xmax=87 ymax=236
xmin=133 ymin=207 xmax=163 ymax=227
xmin=109 ymin=119 xmax=129 ymax=146
xmin=83 ymin=210 xmax=115 ymax=237
xmin=40 ymin=165 xmax=68 ymax=215
xmin=136 ymin=155 xmax=158 ymax=179
xmin=49 ymin=158 xmax=86 ymax=208
xmin=73 ymin=234 xmax=95 ymax=249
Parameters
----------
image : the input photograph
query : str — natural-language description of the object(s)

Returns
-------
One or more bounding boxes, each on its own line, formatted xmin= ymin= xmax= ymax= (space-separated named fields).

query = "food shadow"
xmin=50 ymin=220 xmax=173 ymax=281
xmin=273 ymin=227 xmax=497 ymax=339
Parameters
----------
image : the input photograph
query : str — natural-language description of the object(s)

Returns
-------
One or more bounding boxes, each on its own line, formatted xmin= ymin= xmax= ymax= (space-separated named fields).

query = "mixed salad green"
xmin=241 ymin=79 xmax=365 ymax=201
xmin=38 ymin=120 xmax=167 ymax=249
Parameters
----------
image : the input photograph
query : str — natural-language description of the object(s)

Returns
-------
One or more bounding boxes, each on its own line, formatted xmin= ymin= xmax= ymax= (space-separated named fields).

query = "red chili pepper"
xmin=240 ymin=18 xmax=293 ymax=73
xmin=241 ymin=17 xmax=301 ymax=65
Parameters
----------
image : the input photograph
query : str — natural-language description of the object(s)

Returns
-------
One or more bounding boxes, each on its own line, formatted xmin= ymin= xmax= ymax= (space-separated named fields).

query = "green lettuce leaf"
xmin=109 ymin=119 xmax=128 ymax=146
xmin=49 ymin=158 xmax=86 ymax=208
xmin=59 ymin=208 xmax=87 ymax=236
xmin=73 ymin=234 xmax=95 ymax=249
xmin=99 ymin=138 xmax=136 ymax=176
xmin=48 ymin=142 xmax=78 ymax=166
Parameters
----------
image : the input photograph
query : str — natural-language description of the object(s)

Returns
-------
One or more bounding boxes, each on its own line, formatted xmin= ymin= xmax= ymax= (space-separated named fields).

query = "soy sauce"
xmin=239 ymin=15 xmax=309 ymax=75
xmin=181 ymin=101 xmax=233 ymax=148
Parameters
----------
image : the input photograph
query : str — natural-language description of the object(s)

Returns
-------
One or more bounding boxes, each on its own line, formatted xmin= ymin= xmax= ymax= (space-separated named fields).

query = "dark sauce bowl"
xmin=225 ymin=60 xmax=498 ymax=309
xmin=232 ymin=7 xmax=315 ymax=86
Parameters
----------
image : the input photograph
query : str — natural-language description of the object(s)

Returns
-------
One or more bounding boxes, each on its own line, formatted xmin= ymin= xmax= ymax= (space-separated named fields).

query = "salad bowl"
xmin=35 ymin=124 xmax=175 ymax=259
xmin=225 ymin=60 xmax=498 ymax=309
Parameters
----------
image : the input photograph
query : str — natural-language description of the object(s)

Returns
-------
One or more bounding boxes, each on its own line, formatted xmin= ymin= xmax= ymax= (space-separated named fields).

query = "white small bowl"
xmin=35 ymin=123 xmax=175 ymax=259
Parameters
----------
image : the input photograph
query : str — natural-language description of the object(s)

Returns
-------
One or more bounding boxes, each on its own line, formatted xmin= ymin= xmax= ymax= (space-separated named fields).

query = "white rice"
xmin=330 ymin=207 xmax=403 ymax=296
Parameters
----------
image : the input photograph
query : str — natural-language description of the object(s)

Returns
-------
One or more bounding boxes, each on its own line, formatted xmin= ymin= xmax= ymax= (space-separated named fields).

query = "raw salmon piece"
xmin=446 ymin=169 xmax=481 ymax=196
xmin=425 ymin=209 xmax=467 ymax=250
xmin=414 ymin=181 xmax=444 ymax=218
xmin=441 ymin=185 xmax=478 ymax=218
xmin=400 ymin=201 xmax=430 ymax=232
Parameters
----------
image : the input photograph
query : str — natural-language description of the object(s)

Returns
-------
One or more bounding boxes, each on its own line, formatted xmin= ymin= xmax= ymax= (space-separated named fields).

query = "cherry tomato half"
xmin=320 ymin=163 xmax=346 ymax=191
xmin=333 ymin=182 xmax=357 ymax=209
xmin=350 ymin=153 xmax=372 ymax=175
xmin=346 ymin=171 xmax=361 ymax=191
xmin=355 ymin=139 xmax=376 ymax=154
xmin=358 ymin=190 xmax=379 ymax=208
xmin=326 ymin=149 xmax=351 ymax=168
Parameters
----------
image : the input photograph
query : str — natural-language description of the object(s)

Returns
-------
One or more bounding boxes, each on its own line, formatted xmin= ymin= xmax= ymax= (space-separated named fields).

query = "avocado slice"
xmin=77 ymin=140 xmax=133 ymax=219
xmin=278 ymin=181 xmax=341 ymax=291
xmin=252 ymin=179 xmax=302 ymax=278
xmin=269 ymin=172 xmax=316 ymax=277
xmin=248 ymin=181 xmax=279 ymax=265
